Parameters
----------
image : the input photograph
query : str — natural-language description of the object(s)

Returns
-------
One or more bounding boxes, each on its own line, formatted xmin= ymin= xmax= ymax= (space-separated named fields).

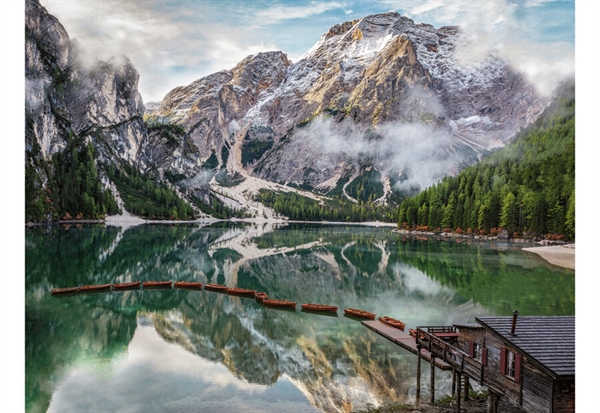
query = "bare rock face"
xmin=149 ymin=52 xmax=291 ymax=171
xmin=25 ymin=0 xmax=145 ymax=165
xmin=153 ymin=12 xmax=546 ymax=197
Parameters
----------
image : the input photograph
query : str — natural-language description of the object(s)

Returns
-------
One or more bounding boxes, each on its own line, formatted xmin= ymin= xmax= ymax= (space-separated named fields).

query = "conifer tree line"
xmin=255 ymin=190 xmax=397 ymax=222
xmin=106 ymin=163 xmax=196 ymax=220
xmin=26 ymin=135 xmax=120 ymax=221
xmin=397 ymin=81 xmax=575 ymax=240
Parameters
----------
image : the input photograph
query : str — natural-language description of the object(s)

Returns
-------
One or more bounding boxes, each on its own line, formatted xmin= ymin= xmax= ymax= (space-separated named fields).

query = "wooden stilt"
xmin=456 ymin=372 xmax=462 ymax=413
xmin=416 ymin=346 xmax=421 ymax=401
xmin=464 ymin=376 xmax=470 ymax=401
xmin=492 ymin=393 xmax=499 ymax=413
xmin=487 ymin=392 xmax=493 ymax=413
xmin=430 ymin=355 xmax=436 ymax=403
xmin=451 ymin=368 xmax=456 ymax=395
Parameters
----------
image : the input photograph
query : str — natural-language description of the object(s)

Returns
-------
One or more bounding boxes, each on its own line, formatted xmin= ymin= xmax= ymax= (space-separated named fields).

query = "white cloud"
xmin=42 ymin=0 xmax=280 ymax=102
xmin=255 ymin=2 xmax=346 ymax=23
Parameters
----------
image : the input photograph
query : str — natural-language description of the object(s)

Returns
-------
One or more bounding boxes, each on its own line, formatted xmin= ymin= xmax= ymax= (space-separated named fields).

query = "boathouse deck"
xmin=362 ymin=320 xmax=452 ymax=370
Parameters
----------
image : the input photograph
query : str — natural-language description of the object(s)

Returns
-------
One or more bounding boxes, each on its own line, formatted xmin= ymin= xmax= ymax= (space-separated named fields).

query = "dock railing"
xmin=416 ymin=326 xmax=485 ymax=384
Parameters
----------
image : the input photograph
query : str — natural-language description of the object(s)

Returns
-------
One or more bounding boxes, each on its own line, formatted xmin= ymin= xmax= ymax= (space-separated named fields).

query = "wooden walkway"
xmin=362 ymin=320 xmax=452 ymax=370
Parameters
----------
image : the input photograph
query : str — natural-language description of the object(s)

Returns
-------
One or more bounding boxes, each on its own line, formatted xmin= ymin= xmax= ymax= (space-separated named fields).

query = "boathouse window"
xmin=468 ymin=342 xmax=487 ymax=364
xmin=500 ymin=347 xmax=521 ymax=382
xmin=469 ymin=342 xmax=480 ymax=358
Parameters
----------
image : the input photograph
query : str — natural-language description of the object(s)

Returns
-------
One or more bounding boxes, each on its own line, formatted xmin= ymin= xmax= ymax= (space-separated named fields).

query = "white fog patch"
xmin=25 ymin=77 xmax=51 ymax=115
xmin=293 ymin=116 xmax=455 ymax=192
xmin=185 ymin=170 xmax=215 ymax=187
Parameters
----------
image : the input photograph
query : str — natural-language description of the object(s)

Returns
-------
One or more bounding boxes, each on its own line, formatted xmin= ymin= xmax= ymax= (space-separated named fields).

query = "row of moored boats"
xmin=51 ymin=282 xmax=407 ymax=330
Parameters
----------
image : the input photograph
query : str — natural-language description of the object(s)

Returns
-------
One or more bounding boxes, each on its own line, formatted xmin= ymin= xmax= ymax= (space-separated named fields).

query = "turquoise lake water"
xmin=25 ymin=222 xmax=574 ymax=412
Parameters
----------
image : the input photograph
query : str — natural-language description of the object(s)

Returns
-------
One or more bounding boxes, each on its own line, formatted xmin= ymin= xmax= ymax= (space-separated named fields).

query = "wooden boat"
xmin=255 ymin=292 xmax=268 ymax=301
xmin=378 ymin=316 xmax=406 ymax=331
xmin=112 ymin=281 xmax=141 ymax=291
xmin=262 ymin=299 xmax=296 ymax=309
xmin=51 ymin=286 xmax=80 ymax=295
xmin=409 ymin=329 xmax=426 ymax=340
xmin=227 ymin=287 xmax=256 ymax=297
xmin=301 ymin=303 xmax=338 ymax=313
xmin=343 ymin=308 xmax=376 ymax=320
xmin=203 ymin=283 xmax=228 ymax=292
xmin=174 ymin=281 xmax=203 ymax=290
xmin=79 ymin=284 xmax=111 ymax=293
xmin=142 ymin=281 xmax=172 ymax=289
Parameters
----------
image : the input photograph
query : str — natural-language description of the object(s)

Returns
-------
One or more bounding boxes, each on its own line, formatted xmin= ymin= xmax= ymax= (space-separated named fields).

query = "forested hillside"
xmin=397 ymin=80 xmax=575 ymax=240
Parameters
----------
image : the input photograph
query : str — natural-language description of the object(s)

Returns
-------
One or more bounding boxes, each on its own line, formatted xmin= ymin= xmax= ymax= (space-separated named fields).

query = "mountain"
xmin=148 ymin=12 xmax=546 ymax=204
xmin=25 ymin=0 xmax=145 ymax=163
xmin=25 ymin=0 xmax=550 ymax=222
xmin=25 ymin=0 xmax=199 ymax=222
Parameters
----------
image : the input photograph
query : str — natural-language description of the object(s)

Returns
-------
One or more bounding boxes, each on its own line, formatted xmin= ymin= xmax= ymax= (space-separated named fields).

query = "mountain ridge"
xmin=149 ymin=11 xmax=546 ymax=203
xmin=26 ymin=0 xmax=552 ymax=223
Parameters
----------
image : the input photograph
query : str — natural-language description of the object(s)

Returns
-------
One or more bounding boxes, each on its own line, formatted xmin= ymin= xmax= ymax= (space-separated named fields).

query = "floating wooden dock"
xmin=362 ymin=320 xmax=452 ymax=370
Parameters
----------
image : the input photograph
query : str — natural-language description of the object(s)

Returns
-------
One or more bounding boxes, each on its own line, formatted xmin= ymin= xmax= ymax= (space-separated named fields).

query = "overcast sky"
xmin=39 ymin=0 xmax=576 ymax=103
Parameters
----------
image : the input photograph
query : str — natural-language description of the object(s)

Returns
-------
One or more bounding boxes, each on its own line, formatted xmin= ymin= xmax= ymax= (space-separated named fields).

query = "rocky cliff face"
xmin=151 ymin=12 xmax=545 ymax=200
xmin=25 ymin=0 xmax=145 ymax=164
xmin=26 ymin=0 xmax=548 ymax=219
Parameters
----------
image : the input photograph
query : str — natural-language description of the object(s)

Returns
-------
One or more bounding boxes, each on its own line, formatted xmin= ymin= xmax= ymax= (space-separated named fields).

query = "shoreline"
xmin=26 ymin=218 xmax=574 ymax=270
xmin=522 ymin=244 xmax=575 ymax=270
xmin=26 ymin=216 xmax=398 ymax=228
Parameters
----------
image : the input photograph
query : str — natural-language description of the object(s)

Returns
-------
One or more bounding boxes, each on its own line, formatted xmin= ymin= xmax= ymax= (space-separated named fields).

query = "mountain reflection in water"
xmin=26 ymin=222 xmax=574 ymax=413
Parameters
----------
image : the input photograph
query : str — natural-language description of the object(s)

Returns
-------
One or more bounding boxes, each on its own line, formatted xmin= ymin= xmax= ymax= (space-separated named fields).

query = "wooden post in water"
xmin=456 ymin=372 xmax=462 ymax=413
xmin=417 ymin=347 xmax=422 ymax=399
xmin=430 ymin=355 xmax=436 ymax=403
xmin=464 ymin=376 xmax=470 ymax=401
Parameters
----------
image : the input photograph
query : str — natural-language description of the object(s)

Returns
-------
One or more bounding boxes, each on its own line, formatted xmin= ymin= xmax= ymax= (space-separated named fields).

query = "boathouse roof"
xmin=475 ymin=315 xmax=575 ymax=378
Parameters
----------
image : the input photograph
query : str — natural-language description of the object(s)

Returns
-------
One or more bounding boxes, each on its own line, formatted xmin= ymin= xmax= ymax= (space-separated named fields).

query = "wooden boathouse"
xmin=412 ymin=314 xmax=575 ymax=413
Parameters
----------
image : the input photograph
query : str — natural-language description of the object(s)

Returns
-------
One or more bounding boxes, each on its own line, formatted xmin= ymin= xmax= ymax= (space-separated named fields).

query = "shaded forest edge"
xmin=397 ymin=80 xmax=575 ymax=242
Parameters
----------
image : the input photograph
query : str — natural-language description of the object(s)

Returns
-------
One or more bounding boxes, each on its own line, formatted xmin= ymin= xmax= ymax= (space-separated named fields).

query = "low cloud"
xmin=42 ymin=0 xmax=278 ymax=102
xmin=292 ymin=115 xmax=455 ymax=192
xmin=254 ymin=2 xmax=346 ymax=23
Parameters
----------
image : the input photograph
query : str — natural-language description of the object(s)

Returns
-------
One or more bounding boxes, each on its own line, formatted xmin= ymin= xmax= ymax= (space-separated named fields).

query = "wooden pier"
xmin=362 ymin=320 xmax=452 ymax=370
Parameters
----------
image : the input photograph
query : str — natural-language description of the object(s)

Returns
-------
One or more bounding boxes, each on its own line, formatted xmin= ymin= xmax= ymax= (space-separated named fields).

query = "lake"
xmin=25 ymin=222 xmax=574 ymax=413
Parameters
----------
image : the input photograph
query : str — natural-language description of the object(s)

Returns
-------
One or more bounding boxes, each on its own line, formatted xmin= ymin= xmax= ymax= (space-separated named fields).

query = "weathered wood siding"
xmin=521 ymin=359 xmax=552 ymax=413
xmin=456 ymin=328 xmax=485 ymax=355
xmin=552 ymin=379 xmax=575 ymax=413
xmin=479 ymin=333 xmax=522 ymax=408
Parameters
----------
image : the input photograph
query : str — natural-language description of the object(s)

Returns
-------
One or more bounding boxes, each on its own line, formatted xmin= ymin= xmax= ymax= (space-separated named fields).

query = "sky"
xmin=38 ymin=0 xmax=577 ymax=103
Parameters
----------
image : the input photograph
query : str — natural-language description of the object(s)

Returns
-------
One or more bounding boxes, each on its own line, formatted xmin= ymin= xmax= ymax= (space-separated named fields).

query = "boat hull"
xmin=51 ymin=287 xmax=80 ymax=295
xmin=301 ymin=304 xmax=338 ymax=313
xmin=343 ymin=308 xmax=376 ymax=320
xmin=174 ymin=281 xmax=203 ymax=290
xmin=204 ymin=284 xmax=228 ymax=292
xmin=80 ymin=284 xmax=111 ymax=293
xmin=263 ymin=299 xmax=296 ymax=309
xmin=142 ymin=281 xmax=172 ymax=289
xmin=227 ymin=288 xmax=256 ymax=297
xmin=113 ymin=281 xmax=141 ymax=291
xmin=378 ymin=316 xmax=406 ymax=331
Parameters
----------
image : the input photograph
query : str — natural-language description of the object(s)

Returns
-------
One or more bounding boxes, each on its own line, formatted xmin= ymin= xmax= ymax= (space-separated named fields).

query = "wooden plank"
xmin=362 ymin=320 xmax=452 ymax=370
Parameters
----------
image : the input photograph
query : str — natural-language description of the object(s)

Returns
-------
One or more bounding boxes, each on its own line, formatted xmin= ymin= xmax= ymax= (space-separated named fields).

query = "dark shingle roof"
xmin=453 ymin=323 xmax=484 ymax=330
xmin=476 ymin=316 xmax=574 ymax=378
